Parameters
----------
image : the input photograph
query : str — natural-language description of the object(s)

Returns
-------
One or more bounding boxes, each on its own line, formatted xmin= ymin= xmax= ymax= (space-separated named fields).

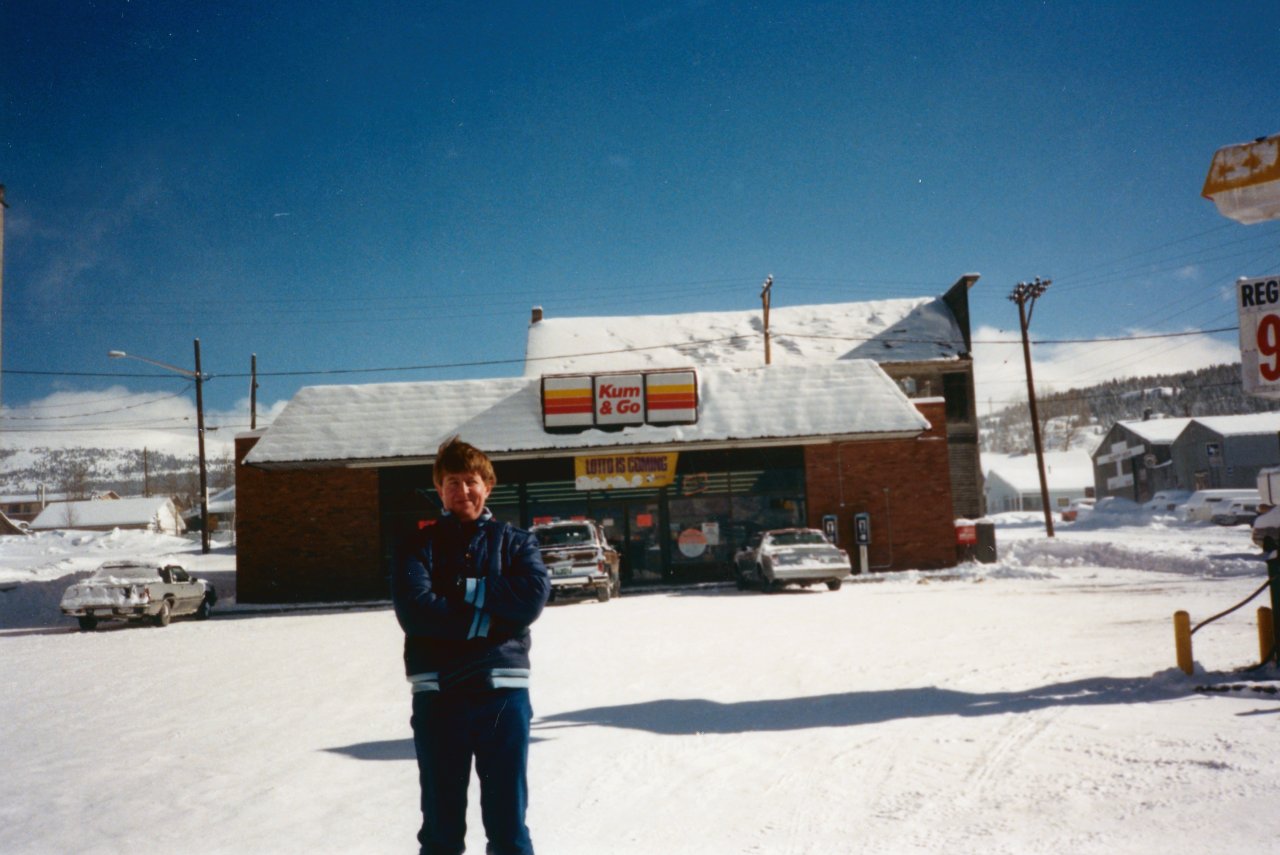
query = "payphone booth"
xmin=853 ymin=512 xmax=871 ymax=575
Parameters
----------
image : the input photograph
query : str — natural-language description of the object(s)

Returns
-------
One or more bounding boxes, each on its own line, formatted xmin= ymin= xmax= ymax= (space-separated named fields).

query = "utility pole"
xmin=1009 ymin=277 xmax=1054 ymax=538
xmin=250 ymin=353 xmax=259 ymax=430
xmin=194 ymin=339 xmax=210 ymax=553
xmin=761 ymin=274 xmax=774 ymax=365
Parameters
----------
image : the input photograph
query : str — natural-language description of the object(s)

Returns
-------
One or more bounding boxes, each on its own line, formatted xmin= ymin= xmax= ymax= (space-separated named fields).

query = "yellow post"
xmin=1258 ymin=607 xmax=1274 ymax=664
xmin=1174 ymin=611 xmax=1193 ymax=676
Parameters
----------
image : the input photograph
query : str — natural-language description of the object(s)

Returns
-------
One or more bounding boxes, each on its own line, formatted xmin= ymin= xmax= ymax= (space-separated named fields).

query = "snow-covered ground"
xmin=2 ymin=511 xmax=1278 ymax=854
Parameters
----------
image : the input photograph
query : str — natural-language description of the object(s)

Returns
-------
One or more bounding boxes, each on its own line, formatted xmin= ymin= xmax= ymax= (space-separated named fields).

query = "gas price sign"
xmin=1237 ymin=275 xmax=1280 ymax=399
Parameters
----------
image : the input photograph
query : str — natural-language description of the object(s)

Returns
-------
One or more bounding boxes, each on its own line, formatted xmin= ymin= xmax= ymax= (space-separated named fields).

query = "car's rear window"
xmin=90 ymin=564 xmax=158 ymax=581
xmin=769 ymin=531 xmax=827 ymax=547
xmin=535 ymin=525 xmax=594 ymax=547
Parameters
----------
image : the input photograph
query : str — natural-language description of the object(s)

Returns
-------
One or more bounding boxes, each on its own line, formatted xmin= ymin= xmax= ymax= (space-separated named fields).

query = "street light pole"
xmin=108 ymin=339 xmax=211 ymax=553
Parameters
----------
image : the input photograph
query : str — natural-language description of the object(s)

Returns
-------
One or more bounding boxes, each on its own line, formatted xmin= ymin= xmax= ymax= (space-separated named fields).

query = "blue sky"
xmin=3 ymin=1 xmax=1279 ymax=433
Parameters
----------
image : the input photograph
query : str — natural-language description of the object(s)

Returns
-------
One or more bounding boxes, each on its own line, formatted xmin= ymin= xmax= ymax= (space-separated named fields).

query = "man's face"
xmin=436 ymin=470 xmax=492 ymax=522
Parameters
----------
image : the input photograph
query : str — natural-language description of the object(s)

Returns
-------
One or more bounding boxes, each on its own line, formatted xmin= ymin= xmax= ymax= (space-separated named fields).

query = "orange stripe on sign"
xmin=544 ymin=388 xmax=593 ymax=400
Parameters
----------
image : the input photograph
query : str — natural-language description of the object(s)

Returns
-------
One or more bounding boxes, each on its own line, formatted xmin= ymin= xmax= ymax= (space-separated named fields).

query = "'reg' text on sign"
xmin=1236 ymin=275 xmax=1280 ymax=399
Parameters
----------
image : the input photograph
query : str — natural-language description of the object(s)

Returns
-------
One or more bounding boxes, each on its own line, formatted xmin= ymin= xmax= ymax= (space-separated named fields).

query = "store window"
xmin=667 ymin=466 xmax=805 ymax=582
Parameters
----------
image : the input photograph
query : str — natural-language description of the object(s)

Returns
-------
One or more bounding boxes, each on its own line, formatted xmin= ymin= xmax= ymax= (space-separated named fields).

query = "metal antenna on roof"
xmin=1009 ymin=277 xmax=1054 ymax=538
xmin=761 ymin=274 xmax=774 ymax=365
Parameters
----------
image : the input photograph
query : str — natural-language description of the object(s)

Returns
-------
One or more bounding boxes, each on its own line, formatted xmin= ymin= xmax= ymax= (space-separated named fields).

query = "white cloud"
xmin=1 ymin=387 xmax=289 ymax=458
xmin=972 ymin=324 xmax=1240 ymax=415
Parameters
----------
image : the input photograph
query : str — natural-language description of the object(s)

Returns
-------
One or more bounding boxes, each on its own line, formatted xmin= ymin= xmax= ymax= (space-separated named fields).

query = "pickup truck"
xmin=531 ymin=519 xmax=621 ymax=602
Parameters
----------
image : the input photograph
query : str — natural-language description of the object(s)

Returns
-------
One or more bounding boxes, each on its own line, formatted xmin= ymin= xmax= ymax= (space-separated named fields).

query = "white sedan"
xmin=60 ymin=560 xmax=217 ymax=631
xmin=734 ymin=528 xmax=852 ymax=592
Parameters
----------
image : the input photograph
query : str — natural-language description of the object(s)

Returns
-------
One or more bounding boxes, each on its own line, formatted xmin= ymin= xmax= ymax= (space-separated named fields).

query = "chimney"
xmin=531 ymin=306 xmax=543 ymax=324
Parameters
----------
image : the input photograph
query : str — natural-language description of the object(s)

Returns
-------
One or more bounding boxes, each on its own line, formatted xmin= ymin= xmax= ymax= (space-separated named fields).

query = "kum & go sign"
xmin=541 ymin=369 xmax=698 ymax=431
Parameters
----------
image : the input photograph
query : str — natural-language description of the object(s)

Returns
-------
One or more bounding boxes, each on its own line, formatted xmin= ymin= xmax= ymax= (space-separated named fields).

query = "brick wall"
xmin=235 ymin=435 xmax=383 ymax=603
xmin=804 ymin=399 xmax=957 ymax=571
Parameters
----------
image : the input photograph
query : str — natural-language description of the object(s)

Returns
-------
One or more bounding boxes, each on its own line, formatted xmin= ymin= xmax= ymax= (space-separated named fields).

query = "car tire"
xmin=758 ymin=566 xmax=775 ymax=593
xmin=596 ymin=584 xmax=611 ymax=603
xmin=196 ymin=594 xmax=214 ymax=620
xmin=826 ymin=579 xmax=843 ymax=592
xmin=154 ymin=600 xmax=172 ymax=627
xmin=77 ymin=616 xmax=97 ymax=632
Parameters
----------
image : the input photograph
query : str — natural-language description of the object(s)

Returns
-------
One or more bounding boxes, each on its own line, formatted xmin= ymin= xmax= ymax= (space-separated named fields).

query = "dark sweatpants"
xmin=410 ymin=688 xmax=534 ymax=855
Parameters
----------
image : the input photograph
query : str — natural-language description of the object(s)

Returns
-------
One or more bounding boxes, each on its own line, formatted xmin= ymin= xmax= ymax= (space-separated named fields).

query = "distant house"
xmin=1174 ymin=414 xmax=1280 ymax=491
xmin=182 ymin=486 xmax=236 ymax=533
xmin=1092 ymin=413 xmax=1280 ymax=500
xmin=30 ymin=496 xmax=185 ymax=535
xmin=984 ymin=451 xmax=1094 ymax=513
xmin=1092 ymin=418 xmax=1193 ymax=503
xmin=0 ymin=490 xmax=119 ymax=523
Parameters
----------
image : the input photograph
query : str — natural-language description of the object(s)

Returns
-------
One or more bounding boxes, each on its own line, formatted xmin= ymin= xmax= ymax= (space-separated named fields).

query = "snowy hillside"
xmin=0 ymin=388 xmax=274 ymax=495
xmin=1 ymin=512 xmax=1278 ymax=854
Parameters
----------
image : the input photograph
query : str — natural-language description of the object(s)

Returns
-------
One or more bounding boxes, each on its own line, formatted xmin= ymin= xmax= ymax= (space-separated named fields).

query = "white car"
xmin=1211 ymin=498 xmax=1262 ymax=526
xmin=60 ymin=560 xmax=217 ymax=631
xmin=1181 ymin=490 xmax=1260 ymax=522
xmin=531 ymin=520 xmax=622 ymax=602
xmin=734 ymin=528 xmax=852 ymax=592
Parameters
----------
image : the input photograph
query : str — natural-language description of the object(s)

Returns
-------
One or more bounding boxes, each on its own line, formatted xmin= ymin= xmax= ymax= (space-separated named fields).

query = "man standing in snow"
xmin=392 ymin=436 xmax=550 ymax=855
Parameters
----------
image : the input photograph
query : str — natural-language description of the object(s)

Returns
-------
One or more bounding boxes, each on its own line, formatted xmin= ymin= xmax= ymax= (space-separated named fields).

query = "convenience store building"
xmin=237 ymin=360 xmax=958 ymax=602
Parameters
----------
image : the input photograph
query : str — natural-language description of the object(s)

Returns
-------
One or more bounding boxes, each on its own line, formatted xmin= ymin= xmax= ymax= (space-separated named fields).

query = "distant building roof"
xmin=30 ymin=496 xmax=179 ymax=530
xmin=184 ymin=486 xmax=235 ymax=519
xmin=1191 ymin=413 xmax=1280 ymax=437
xmin=985 ymin=451 xmax=1095 ymax=493
xmin=1117 ymin=418 xmax=1194 ymax=445
xmin=245 ymin=361 xmax=931 ymax=468
xmin=524 ymin=291 xmax=972 ymax=376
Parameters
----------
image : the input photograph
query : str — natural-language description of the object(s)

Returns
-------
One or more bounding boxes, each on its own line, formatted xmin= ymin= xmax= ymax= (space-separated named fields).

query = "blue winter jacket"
xmin=392 ymin=510 xmax=550 ymax=693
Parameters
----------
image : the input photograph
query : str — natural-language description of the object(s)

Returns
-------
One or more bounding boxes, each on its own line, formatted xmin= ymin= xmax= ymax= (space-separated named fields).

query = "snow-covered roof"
xmin=524 ymin=294 xmax=968 ymax=376
xmin=984 ymin=451 xmax=1094 ymax=493
xmin=1191 ymin=413 xmax=1280 ymax=437
xmin=30 ymin=496 xmax=177 ymax=530
xmin=1117 ymin=417 xmax=1193 ymax=445
xmin=245 ymin=361 xmax=931 ymax=467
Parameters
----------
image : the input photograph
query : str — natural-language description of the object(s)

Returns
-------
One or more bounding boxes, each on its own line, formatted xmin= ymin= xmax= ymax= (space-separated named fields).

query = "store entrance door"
xmin=592 ymin=500 xmax=662 ymax=584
